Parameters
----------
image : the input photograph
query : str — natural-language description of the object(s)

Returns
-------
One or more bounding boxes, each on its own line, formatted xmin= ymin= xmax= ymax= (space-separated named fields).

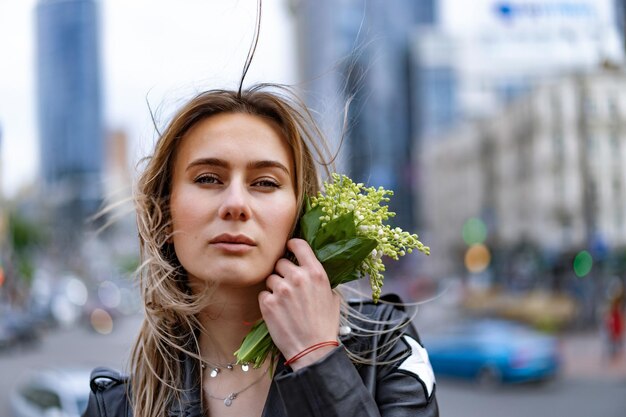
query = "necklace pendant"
xmin=224 ymin=393 xmax=237 ymax=407
xmin=210 ymin=368 xmax=219 ymax=378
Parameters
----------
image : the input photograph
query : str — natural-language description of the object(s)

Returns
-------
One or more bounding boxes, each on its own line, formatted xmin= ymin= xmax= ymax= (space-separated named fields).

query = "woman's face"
xmin=169 ymin=112 xmax=297 ymax=289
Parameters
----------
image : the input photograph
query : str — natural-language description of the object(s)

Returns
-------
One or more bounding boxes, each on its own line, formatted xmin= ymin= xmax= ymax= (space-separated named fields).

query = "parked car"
xmin=0 ymin=309 xmax=42 ymax=352
xmin=0 ymin=320 xmax=14 ymax=351
xmin=10 ymin=368 xmax=91 ymax=417
xmin=4 ymin=310 xmax=42 ymax=345
xmin=424 ymin=319 xmax=560 ymax=385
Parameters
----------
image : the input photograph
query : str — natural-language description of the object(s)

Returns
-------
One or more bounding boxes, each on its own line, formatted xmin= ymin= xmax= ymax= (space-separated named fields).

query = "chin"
xmin=203 ymin=266 xmax=272 ymax=288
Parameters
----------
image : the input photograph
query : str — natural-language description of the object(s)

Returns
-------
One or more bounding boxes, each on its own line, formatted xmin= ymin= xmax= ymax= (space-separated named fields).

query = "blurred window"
xmin=586 ymin=135 xmax=597 ymax=153
xmin=608 ymin=95 xmax=619 ymax=118
xmin=613 ymin=177 xmax=622 ymax=200
xmin=553 ymin=134 xmax=564 ymax=166
xmin=584 ymin=98 xmax=597 ymax=117
xmin=610 ymin=133 xmax=620 ymax=154
xmin=616 ymin=205 xmax=624 ymax=232
xmin=589 ymin=179 xmax=599 ymax=214
xmin=515 ymin=140 xmax=531 ymax=181
xmin=20 ymin=386 xmax=62 ymax=410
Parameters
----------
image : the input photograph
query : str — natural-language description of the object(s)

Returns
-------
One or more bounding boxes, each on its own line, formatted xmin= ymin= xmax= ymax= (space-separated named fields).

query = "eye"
xmin=252 ymin=178 xmax=280 ymax=189
xmin=194 ymin=174 xmax=221 ymax=185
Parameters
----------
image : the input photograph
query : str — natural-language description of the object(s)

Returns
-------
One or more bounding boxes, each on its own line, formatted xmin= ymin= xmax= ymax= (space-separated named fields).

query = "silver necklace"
xmin=206 ymin=366 xmax=269 ymax=407
xmin=201 ymin=361 xmax=251 ymax=378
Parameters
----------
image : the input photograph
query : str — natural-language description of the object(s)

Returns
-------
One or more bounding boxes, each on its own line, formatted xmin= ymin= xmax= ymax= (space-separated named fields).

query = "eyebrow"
xmin=186 ymin=158 xmax=291 ymax=176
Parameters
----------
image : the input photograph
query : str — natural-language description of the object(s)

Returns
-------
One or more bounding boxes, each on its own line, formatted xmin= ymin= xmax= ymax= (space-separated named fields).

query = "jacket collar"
xmin=167 ymin=354 xmax=204 ymax=417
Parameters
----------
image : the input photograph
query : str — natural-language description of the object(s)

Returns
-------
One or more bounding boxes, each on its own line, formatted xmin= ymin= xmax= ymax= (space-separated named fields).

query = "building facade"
xmin=410 ymin=0 xmax=625 ymax=235
xmin=291 ymin=0 xmax=436 ymax=229
xmin=419 ymin=68 xmax=626 ymax=284
xmin=412 ymin=0 xmax=624 ymax=141
xmin=36 ymin=0 xmax=103 ymax=223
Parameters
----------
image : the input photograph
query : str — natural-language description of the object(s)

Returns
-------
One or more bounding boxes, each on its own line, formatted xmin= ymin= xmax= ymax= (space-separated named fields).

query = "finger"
xmin=274 ymin=257 xmax=299 ymax=278
xmin=264 ymin=273 xmax=284 ymax=292
xmin=286 ymin=238 xmax=321 ymax=269
xmin=258 ymin=289 xmax=272 ymax=308
xmin=275 ymin=251 xmax=325 ymax=288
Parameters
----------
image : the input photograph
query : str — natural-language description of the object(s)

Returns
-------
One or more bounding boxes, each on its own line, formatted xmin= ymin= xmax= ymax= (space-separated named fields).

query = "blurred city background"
xmin=1 ymin=0 xmax=626 ymax=416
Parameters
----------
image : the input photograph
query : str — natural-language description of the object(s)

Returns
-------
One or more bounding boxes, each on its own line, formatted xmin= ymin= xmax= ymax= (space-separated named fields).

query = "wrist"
xmin=287 ymin=345 xmax=338 ymax=370
xmin=284 ymin=340 xmax=340 ymax=370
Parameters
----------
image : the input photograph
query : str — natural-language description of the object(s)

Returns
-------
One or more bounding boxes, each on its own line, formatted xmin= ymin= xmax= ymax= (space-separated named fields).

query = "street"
xmin=1 ymin=303 xmax=625 ymax=417
xmin=0 ymin=315 xmax=140 ymax=416
xmin=437 ymin=378 xmax=626 ymax=417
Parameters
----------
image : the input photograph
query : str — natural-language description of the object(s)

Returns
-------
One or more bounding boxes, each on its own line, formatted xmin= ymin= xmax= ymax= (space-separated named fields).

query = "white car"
xmin=10 ymin=368 xmax=91 ymax=417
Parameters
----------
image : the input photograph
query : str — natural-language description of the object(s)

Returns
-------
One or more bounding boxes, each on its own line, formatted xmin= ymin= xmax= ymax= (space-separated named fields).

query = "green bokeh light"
xmin=573 ymin=250 xmax=593 ymax=277
xmin=462 ymin=218 xmax=487 ymax=245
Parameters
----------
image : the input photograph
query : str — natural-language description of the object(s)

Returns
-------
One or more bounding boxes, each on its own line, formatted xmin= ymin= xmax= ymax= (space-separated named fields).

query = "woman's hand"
xmin=259 ymin=238 xmax=341 ymax=370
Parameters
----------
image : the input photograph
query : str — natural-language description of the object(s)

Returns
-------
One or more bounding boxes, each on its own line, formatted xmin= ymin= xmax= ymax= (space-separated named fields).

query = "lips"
xmin=209 ymin=233 xmax=256 ymax=246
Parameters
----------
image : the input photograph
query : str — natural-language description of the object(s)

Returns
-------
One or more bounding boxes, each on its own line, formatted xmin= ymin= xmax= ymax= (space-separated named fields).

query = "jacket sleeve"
xmin=274 ymin=347 xmax=381 ymax=417
xmin=272 ymin=302 xmax=439 ymax=417
xmin=372 ymin=326 xmax=438 ymax=417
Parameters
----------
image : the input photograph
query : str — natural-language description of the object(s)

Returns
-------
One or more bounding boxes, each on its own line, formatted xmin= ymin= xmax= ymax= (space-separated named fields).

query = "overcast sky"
xmin=0 ymin=0 xmax=297 ymax=198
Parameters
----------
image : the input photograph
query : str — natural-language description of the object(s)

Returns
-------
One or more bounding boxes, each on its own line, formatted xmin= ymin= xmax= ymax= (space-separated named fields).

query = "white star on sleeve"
xmin=398 ymin=335 xmax=436 ymax=398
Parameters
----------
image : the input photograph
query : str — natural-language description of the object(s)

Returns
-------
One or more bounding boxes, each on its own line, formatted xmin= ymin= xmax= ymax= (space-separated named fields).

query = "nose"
xmin=218 ymin=181 xmax=251 ymax=221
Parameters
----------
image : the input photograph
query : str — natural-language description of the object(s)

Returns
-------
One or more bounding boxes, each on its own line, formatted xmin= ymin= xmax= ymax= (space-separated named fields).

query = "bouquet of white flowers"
xmin=234 ymin=173 xmax=430 ymax=367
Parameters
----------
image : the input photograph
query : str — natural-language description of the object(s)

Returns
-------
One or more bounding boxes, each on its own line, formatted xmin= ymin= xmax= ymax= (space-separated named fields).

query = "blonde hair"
xmin=130 ymin=84 xmax=333 ymax=417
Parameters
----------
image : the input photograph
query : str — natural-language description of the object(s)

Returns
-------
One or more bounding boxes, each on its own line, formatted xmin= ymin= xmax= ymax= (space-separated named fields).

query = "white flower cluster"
xmin=310 ymin=173 xmax=430 ymax=301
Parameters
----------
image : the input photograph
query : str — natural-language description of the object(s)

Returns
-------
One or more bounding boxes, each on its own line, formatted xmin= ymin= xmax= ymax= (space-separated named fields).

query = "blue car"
xmin=424 ymin=319 xmax=560 ymax=385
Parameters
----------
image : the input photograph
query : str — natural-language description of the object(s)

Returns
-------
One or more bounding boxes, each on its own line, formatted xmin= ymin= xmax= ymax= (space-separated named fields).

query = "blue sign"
xmin=494 ymin=1 xmax=596 ymax=21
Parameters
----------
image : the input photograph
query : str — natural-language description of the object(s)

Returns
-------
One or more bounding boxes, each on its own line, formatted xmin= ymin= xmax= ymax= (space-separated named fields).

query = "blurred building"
xmin=0 ymin=123 xmax=3 ymax=200
xmin=420 ymin=67 xmax=626 ymax=286
xmin=293 ymin=0 xmax=624 ymax=233
xmin=0 ymin=123 xmax=5 ymax=266
xmin=103 ymin=129 xmax=131 ymax=206
xmin=411 ymin=0 xmax=624 ymax=145
xmin=617 ymin=0 xmax=626 ymax=48
xmin=291 ymin=0 xmax=436 ymax=229
xmin=409 ymin=0 xmax=626 ymax=254
xmin=35 ymin=0 xmax=104 ymax=227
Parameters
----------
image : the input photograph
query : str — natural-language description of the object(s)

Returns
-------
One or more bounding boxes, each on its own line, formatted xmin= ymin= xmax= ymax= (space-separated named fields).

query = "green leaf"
xmin=320 ymin=254 xmax=362 ymax=283
xmin=234 ymin=320 xmax=272 ymax=366
xmin=316 ymin=237 xmax=377 ymax=286
xmin=313 ymin=212 xmax=357 ymax=249
xmin=316 ymin=237 xmax=377 ymax=263
xmin=326 ymin=267 xmax=360 ymax=286
xmin=299 ymin=203 xmax=323 ymax=244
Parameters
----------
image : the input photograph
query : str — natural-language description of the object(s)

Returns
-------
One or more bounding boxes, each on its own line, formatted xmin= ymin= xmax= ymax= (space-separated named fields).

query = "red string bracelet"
xmin=284 ymin=341 xmax=340 ymax=366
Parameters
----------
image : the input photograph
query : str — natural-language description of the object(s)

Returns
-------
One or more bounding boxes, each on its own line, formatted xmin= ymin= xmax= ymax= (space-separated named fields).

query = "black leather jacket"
xmin=84 ymin=296 xmax=439 ymax=417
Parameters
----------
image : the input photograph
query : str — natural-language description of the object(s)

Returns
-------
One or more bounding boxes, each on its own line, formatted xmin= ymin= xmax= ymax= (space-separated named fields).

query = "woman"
xmin=604 ymin=286 xmax=625 ymax=361
xmin=83 ymin=85 xmax=439 ymax=417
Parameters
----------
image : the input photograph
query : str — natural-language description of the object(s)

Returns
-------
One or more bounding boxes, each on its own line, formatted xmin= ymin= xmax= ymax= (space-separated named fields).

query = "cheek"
xmin=269 ymin=200 xmax=298 ymax=239
xmin=170 ymin=190 xmax=205 ymax=231
xmin=170 ymin=197 xmax=205 ymax=268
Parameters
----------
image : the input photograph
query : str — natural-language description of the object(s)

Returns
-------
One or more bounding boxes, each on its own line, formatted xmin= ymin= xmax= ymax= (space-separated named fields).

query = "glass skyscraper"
xmin=293 ymin=0 xmax=436 ymax=230
xmin=36 ymin=0 xmax=103 ymax=223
